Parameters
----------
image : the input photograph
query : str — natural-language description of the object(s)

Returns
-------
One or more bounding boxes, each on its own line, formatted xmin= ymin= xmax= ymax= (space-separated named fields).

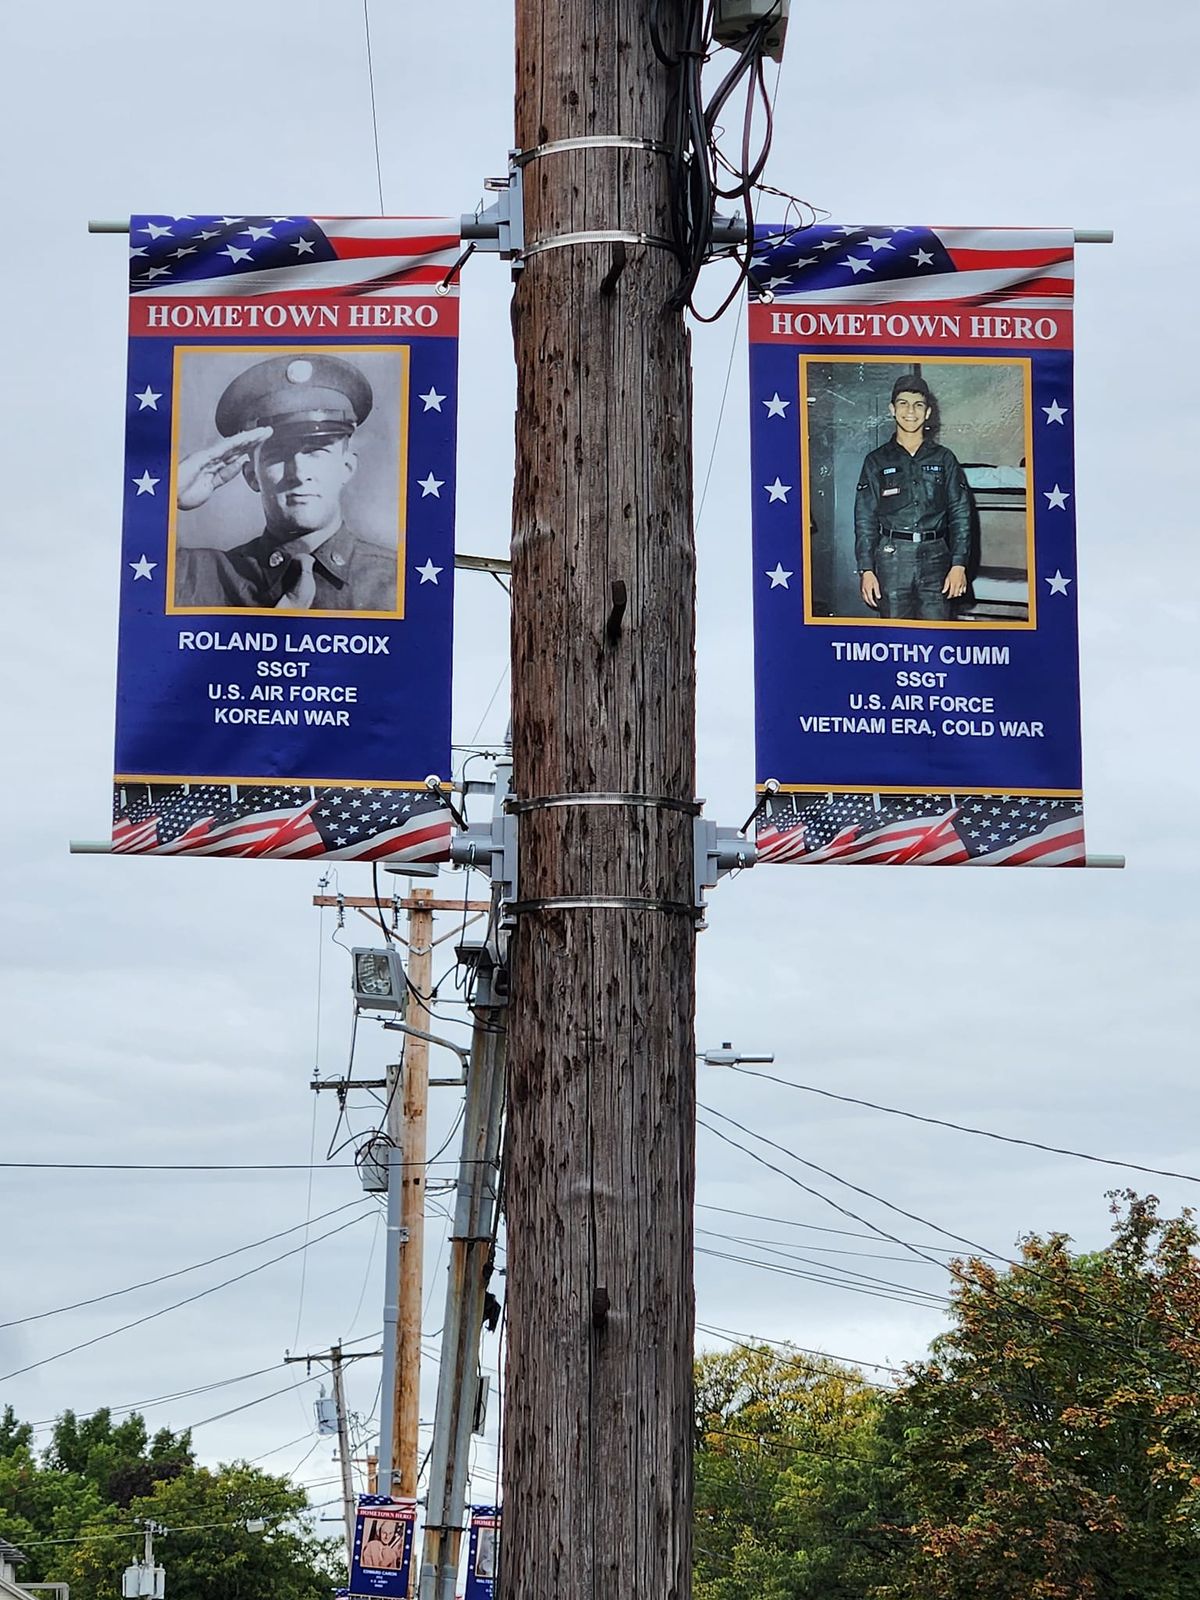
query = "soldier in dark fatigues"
xmin=854 ymin=375 xmax=972 ymax=621
xmin=174 ymin=354 xmax=397 ymax=612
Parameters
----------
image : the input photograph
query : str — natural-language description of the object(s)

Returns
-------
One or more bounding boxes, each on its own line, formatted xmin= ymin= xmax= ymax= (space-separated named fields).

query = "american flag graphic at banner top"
xmin=749 ymin=224 xmax=1074 ymax=309
xmin=130 ymin=214 xmax=462 ymax=298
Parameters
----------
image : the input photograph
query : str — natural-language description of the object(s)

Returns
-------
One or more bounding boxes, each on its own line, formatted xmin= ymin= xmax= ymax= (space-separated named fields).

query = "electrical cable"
xmin=0 ymin=1211 xmax=373 ymax=1384
xmin=695 ymin=1318 xmax=902 ymax=1376
xmin=362 ymin=0 xmax=385 ymax=213
xmin=695 ymin=1200 xmax=1002 ymax=1259
xmin=728 ymin=1065 xmax=1200 ymax=1186
xmin=697 ymin=1113 xmax=1181 ymax=1369
xmin=696 ymin=1246 xmax=948 ymax=1310
xmin=1 ymin=1196 xmax=371 ymax=1330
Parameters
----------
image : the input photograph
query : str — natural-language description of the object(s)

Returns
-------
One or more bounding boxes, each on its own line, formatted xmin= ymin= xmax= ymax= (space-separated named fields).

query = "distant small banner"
xmin=346 ymin=1495 xmax=416 ymax=1597
xmin=748 ymin=223 xmax=1085 ymax=865
xmin=112 ymin=214 xmax=459 ymax=860
xmin=464 ymin=1505 xmax=500 ymax=1600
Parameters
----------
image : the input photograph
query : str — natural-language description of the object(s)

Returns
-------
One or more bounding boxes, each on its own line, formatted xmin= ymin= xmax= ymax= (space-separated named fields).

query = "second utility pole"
xmin=388 ymin=887 xmax=435 ymax=1502
xmin=505 ymin=3 xmax=698 ymax=1598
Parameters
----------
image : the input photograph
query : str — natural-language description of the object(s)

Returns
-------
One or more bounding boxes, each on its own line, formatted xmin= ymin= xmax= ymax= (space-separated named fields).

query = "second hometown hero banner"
xmin=112 ymin=215 xmax=459 ymax=861
xmin=748 ymin=224 xmax=1086 ymax=866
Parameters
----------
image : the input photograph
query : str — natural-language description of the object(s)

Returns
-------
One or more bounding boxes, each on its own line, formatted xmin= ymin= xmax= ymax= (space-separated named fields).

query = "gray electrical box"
xmin=713 ymin=0 xmax=789 ymax=60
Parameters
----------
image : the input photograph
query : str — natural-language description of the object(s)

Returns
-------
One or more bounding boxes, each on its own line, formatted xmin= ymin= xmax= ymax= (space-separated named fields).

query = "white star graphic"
xmin=843 ymin=256 xmax=873 ymax=276
xmin=766 ymin=564 xmax=793 ymax=589
xmin=912 ymin=248 xmax=935 ymax=267
xmin=169 ymin=246 xmax=197 ymax=260
xmin=765 ymin=478 xmax=792 ymax=503
xmin=815 ymin=239 xmax=840 ymax=252
xmin=418 ymin=472 xmax=444 ymax=498
xmin=1044 ymin=484 xmax=1071 ymax=510
xmin=290 ymin=237 xmax=316 ymax=255
xmin=1042 ymin=399 xmax=1069 ymax=425
xmin=217 ymin=216 xmax=243 ymax=226
xmin=139 ymin=222 xmax=172 ymax=239
xmin=129 ymin=246 xmax=148 ymax=259
xmin=196 ymin=229 xmax=220 ymax=240
xmin=219 ymin=245 xmax=252 ymax=264
xmin=419 ymin=388 xmax=447 ymax=412
xmin=138 ymin=265 xmax=172 ymax=281
xmin=134 ymin=386 xmax=162 ymax=411
xmin=863 ymin=234 xmax=895 ymax=252
xmin=129 ymin=555 xmax=157 ymax=580
xmin=767 ymin=274 xmax=794 ymax=290
xmin=416 ymin=559 xmax=443 ymax=585
xmin=132 ymin=470 xmax=160 ymax=496
xmin=834 ymin=225 xmax=861 ymax=236
xmin=1045 ymin=569 xmax=1072 ymax=595
xmin=762 ymin=393 xmax=790 ymax=419
xmin=240 ymin=225 xmax=275 ymax=240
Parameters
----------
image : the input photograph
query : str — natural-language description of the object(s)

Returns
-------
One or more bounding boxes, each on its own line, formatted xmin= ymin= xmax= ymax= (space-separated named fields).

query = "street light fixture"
xmin=698 ymin=1042 xmax=775 ymax=1068
xmin=352 ymin=947 xmax=407 ymax=1015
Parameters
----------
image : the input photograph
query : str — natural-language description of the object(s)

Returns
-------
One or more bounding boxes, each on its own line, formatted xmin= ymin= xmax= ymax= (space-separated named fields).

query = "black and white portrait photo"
xmin=801 ymin=356 xmax=1034 ymax=626
xmin=168 ymin=346 xmax=408 ymax=616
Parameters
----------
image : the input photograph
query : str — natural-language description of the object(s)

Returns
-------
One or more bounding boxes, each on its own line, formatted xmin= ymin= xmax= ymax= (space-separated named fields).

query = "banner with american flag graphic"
xmin=112 ymin=215 xmax=459 ymax=860
xmin=347 ymin=1494 xmax=416 ymax=1597
xmin=748 ymin=223 xmax=1086 ymax=866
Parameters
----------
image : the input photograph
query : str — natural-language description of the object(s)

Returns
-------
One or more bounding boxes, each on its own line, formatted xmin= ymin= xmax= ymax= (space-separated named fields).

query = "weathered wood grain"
xmin=503 ymin=5 xmax=697 ymax=1598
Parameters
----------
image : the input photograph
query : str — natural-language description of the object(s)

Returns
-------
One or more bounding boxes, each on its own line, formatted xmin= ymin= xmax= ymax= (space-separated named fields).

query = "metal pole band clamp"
xmin=506 ymin=895 xmax=697 ymax=917
xmin=506 ymin=792 xmax=701 ymax=816
xmin=512 ymin=136 xmax=674 ymax=167
xmin=522 ymin=229 xmax=676 ymax=260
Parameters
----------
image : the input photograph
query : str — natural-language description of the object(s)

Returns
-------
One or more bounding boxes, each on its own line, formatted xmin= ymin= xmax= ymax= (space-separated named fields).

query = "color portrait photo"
xmin=802 ymin=355 xmax=1034 ymax=627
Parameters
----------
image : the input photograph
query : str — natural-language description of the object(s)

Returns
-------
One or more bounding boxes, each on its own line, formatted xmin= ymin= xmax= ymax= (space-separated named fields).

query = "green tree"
xmin=0 ymin=1408 xmax=339 ymax=1598
xmin=48 ymin=1409 xmax=193 ymax=1507
xmin=694 ymin=1342 xmax=897 ymax=1600
xmin=46 ymin=1463 xmax=340 ymax=1600
xmin=885 ymin=1191 xmax=1200 ymax=1600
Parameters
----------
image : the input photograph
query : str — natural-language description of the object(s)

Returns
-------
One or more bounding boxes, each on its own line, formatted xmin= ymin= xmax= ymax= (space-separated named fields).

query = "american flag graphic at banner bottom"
xmin=112 ymin=783 xmax=452 ymax=862
xmin=755 ymin=791 xmax=1085 ymax=866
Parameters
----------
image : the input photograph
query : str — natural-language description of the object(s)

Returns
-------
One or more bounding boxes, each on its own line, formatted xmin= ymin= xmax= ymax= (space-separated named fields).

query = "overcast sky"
xmin=1 ymin=0 xmax=1198 ymax=1533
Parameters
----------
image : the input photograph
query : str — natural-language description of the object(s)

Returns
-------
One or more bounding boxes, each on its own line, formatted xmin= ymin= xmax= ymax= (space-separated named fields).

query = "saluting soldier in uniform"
xmin=174 ymin=353 xmax=396 ymax=612
xmin=854 ymin=374 xmax=972 ymax=621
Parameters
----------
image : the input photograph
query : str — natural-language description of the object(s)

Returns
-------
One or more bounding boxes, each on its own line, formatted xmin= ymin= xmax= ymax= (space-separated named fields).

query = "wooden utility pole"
xmin=331 ymin=1343 xmax=356 ymax=1563
xmin=505 ymin=3 xmax=698 ymax=1597
xmin=388 ymin=888 xmax=436 ymax=1503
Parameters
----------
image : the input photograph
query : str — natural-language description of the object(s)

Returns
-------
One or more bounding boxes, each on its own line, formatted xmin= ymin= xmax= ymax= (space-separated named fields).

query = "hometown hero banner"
xmin=748 ymin=224 xmax=1087 ymax=866
xmin=346 ymin=1495 xmax=416 ymax=1598
xmin=112 ymin=214 xmax=458 ymax=861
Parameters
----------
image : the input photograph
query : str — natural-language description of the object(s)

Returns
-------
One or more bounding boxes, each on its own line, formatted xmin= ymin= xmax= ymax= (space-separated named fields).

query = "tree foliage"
xmin=0 ymin=1405 xmax=338 ymax=1599
xmin=693 ymin=1194 xmax=1200 ymax=1600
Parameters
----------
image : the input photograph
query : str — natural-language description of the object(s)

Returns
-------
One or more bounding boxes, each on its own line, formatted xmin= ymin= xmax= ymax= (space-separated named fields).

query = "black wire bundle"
xmin=653 ymin=0 xmax=782 ymax=318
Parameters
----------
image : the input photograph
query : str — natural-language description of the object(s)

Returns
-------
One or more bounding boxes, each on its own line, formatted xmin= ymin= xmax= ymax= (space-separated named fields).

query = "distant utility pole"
xmin=389 ymin=887 xmax=435 ymax=1504
xmin=285 ymin=1342 xmax=381 ymax=1570
xmin=505 ymin=3 xmax=698 ymax=1599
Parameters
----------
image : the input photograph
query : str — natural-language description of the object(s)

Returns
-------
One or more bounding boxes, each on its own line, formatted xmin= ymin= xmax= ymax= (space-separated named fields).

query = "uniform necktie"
xmin=276 ymin=552 xmax=316 ymax=610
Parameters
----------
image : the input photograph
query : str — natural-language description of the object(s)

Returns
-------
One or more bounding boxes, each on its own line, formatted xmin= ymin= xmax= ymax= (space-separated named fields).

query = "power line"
xmin=695 ymin=1200 xmax=999 ymax=1258
xmin=1 ymin=1198 xmax=371 ymax=1330
xmin=0 ymin=1213 xmax=372 ymax=1384
xmin=730 ymin=1065 xmax=1200 ymax=1185
xmin=695 ymin=1318 xmax=902 ymax=1376
xmin=696 ymin=1247 xmax=948 ymax=1310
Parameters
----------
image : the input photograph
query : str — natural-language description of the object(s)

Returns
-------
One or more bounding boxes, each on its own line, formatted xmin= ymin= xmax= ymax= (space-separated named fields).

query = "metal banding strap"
xmin=523 ymin=229 xmax=676 ymax=260
xmin=511 ymin=135 xmax=674 ymax=167
xmin=507 ymin=895 xmax=696 ymax=917
xmin=507 ymin=792 xmax=701 ymax=816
